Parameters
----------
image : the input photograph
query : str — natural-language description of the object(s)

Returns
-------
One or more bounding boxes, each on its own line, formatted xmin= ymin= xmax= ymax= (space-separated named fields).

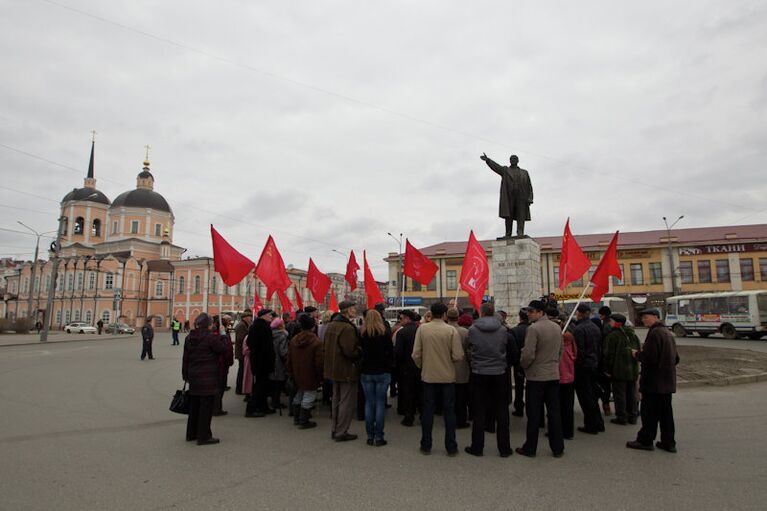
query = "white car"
xmin=65 ymin=322 xmax=97 ymax=334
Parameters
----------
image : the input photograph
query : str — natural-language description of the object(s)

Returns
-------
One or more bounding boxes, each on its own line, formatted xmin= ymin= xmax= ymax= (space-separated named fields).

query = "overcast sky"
xmin=1 ymin=0 xmax=766 ymax=279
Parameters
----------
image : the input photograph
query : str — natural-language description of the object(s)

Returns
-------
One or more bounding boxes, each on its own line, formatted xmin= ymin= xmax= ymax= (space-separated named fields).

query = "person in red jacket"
xmin=559 ymin=327 xmax=577 ymax=440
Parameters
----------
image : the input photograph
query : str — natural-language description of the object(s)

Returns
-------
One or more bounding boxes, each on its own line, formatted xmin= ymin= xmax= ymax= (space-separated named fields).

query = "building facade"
xmin=385 ymin=224 xmax=767 ymax=316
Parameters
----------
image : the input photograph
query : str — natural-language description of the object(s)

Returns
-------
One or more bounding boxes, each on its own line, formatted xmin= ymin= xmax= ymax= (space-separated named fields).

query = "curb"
xmin=679 ymin=372 xmax=767 ymax=388
xmin=0 ymin=334 xmax=136 ymax=348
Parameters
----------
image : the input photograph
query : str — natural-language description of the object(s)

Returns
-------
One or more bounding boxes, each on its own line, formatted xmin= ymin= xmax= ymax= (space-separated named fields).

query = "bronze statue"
xmin=480 ymin=153 xmax=533 ymax=239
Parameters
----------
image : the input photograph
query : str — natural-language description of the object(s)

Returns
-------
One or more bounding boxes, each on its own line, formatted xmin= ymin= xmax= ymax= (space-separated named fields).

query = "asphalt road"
xmin=0 ymin=333 xmax=765 ymax=510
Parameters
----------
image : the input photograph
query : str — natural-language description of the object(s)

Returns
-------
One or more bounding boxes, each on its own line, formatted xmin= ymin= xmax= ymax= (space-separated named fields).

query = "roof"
xmin=147 ymin=260 xmax=174 ymax=272
xmin=62 ymin=187 xmax=111 ymax=205
xmin=111 ymin=188 xmax=171 ymax=213
xmin=399 ymin=224 xmax=767 ymax=259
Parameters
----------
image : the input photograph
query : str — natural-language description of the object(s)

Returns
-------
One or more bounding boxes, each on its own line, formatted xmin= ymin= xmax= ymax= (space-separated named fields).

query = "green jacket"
xmin=603 ymin=326 xmax=640 ymax=381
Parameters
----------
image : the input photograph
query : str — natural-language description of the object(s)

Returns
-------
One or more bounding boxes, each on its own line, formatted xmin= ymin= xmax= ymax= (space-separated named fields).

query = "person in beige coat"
xmin=447 ymin=308 xmax=471 ymax=428
xmin=412 ymin=303 xmax=464 ymax=456
xmin=516 ymin=300 xmax=565 ymax=458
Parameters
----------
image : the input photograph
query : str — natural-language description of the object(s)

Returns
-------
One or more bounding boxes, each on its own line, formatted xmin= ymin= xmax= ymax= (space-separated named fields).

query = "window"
xmin=67 ymin=274 xmax=74 ymax=291
xmin=91 ymin=219 xmax=101 ymax=237
xmin=698 ymin=260 xmax=712 ymax=283
xmin=23 ymin=277 xmax=29 ymax=293
xmin=101 ymin=310 xmax=111 ymax=323
xmin=74 ymin=310 xmax=81 ymax=322
xmin=411 ymin=279 xmax=422 ymax=292
xmin=88 ymin=272 xmax=96 ymax=290
xmin=630 ymin=263 xmax=644 ymax=285
xmin=178 ymin=276 xmax=185 ymax=294
xmin=427 ymin=276 xmax=437 ymax=292
xmin=155 ymin=223 xmax=162 ymax=236
xmin=613 ymin=264 xmax=624 ymax=286
xmin=34 ymin=276 xmax=39 ymax=293
xmin=211 ymin=277 xmax=217 ymax=295
xmin=740 ymin=258 xmax=754 ymax=281
xmin=74 ymin=217 xmax=85 ymax=235
xmin=194 ymin=276 xmax=201 ymax=294
xmin=104 ymin=272 xmax=114 ymax=289
xmin=55 ymin=310 xmax=62 ymax=325
xmin=85 ymin=310 xmax=92 ymax=323
xmin=155 ymin=316 xmax=163 ymax=328
xmin=446 ymin=270 xmax=457 ymax=290
xmin=112 ymin=221 xmax=118 ymax=234
xmin=716 ymin=260 xmax=730 ymax=283
xmin=649 ymin=262 xmax=662 ymax=285
xmin=760 ymin=258 xmax=767 ymax=281
xmin=727 ymin=296 xmax=749 ymax=314
xmin=679 ymin=261 xmax=694 ymax=284
xmin=45 ymin=275 xmax=51 ymax=292
xmin=65 ymin=310 xmax=71 ymax=324
xmin=155 ymin=280 xmax=164 ymax=297
xmin=76 ymin=273 xmax=83 ymax=291
xmin=61 ymin=217 xmax=68 ymax=235
xmin=130 ymin=221 xmax=139 ymax=234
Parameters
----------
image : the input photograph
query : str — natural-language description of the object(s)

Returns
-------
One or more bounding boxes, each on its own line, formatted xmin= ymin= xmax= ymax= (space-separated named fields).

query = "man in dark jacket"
xmin=573 ymin=304 xmax=605 ymax=434
xmin=464 ymin=303 xmax=514 ymax=457
xmin=394 ymin=309 xmax=420 ymax=427
xmin=509 ymin=308 xmax=530 ymax=417
xmin=595 ymin=305 xmax=614 ymax=416
xmin=323 ymin=300 xmax=361 ymax=441
xmin=245 ymin=309 xmax=276 ymax=417
xmin=140 ymin=317 xmax=154 ymax=360
xmin=234 ymin=309 xmax=252 ymax=395
xmin=603 ymin=313 xmax=640 ymax=425
xmin=627 ymin=309 xmax=680 ymax=453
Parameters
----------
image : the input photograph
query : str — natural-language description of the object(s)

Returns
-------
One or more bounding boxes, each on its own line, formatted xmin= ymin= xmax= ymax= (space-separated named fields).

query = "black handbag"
xmin=169 ymin=382 xmax=190 ymax=414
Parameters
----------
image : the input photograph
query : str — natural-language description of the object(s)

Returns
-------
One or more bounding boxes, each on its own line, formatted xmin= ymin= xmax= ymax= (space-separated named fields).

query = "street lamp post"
xmin=40 ymin=215 xmax=67 ymax=342
xmin=17 ymin=222 xmax=56 ymax=320
xmin=387 ymin=232 xmax=404 ymax=308
xmin=663 ymin=215 xmax=684 ymax=296
xmin=331 ymin=249 xmax=349 ymax=300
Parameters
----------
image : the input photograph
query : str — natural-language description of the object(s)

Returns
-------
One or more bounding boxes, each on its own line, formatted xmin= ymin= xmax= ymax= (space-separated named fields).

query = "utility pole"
xmin=663 ymin=215 xmax=684 ymax=296
xmin=387 ymin=232 xmax=404 ymax=307
xmin=40 ymin=216 xmax=66 ymax=342
xmin=17 ymin=222 xmax=56 ymax=320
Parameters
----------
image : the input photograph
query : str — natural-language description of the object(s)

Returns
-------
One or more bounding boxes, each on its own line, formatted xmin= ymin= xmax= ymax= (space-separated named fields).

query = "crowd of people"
xmin=179 ymin=298 xmax=679 ymax=457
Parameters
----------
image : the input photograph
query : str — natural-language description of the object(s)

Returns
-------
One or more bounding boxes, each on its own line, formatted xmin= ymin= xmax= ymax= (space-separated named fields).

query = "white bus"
xmin=665 ymin=291 xmax=767 ymax=340
xmin=383 ymin=306 xmax=428 ymax=326
xmin=560 ymin=297 xmax=632 ymax=320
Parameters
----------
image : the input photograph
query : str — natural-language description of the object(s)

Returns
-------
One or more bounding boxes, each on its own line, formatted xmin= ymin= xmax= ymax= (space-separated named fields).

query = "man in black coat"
xmin=573 ymin=304 xmax=605 ymax=434
xmin=509 ymin=308 xmax=530 ymax=417
xmin=394 ymin=310 xmax=420 ymax=427
xmin=245 ymin=309 xmax=276 ymax=417
xmin=140 ymin=317 xmax=154 ymax=360
xmin=627 ymin=309 xmax=679 ymax=453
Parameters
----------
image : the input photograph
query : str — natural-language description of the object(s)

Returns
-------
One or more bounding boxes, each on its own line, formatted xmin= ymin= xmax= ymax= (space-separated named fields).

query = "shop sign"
xmin=679 ymin=243 xmax=767 ymax=256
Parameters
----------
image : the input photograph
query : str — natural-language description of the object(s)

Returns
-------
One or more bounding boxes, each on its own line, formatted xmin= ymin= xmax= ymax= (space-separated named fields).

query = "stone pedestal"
xmin=491 ymin=238 xmax=542 ymax=313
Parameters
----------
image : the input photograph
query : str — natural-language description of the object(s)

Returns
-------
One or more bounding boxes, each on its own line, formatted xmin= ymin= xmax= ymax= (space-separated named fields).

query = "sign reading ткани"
xmin=678 ymin=243 xmax=767 ymax=256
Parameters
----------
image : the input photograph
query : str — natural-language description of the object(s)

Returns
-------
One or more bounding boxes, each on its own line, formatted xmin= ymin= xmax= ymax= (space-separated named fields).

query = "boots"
xmin=292 ymin=404 xmax=301 ymax=425
xmin=298 ymin=407 xmax=317 ymax=429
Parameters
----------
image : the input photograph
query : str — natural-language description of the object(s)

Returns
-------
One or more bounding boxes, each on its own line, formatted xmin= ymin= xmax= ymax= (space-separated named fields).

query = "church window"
xmin=74 ymin=217 xmax=85 ymax=235
xmin=130 ymin=221 xmax=139 ymax=234
xmin=155 ymin=223 xmax=162 ymax=236
xmin=92 ymin=219 xmax=101 ymax=237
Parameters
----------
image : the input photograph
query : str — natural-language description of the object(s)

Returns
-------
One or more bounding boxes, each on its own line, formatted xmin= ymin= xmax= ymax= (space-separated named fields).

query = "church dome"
xmin=111 ymin=188 xmax=172 ymax=213
xmin=62 ymin=187 xmax=111 ymax=205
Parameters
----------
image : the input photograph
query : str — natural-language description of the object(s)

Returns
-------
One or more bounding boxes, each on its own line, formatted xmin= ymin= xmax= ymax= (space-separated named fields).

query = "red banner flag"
xmin=345 ymin=250 xmax=360 ymax=291
xmin=364 ymin=250 xmax=385 ymax=307
xmin=253 ymin=288 xmax=264 ymax=312
xmin=306 ymin=258 xmax=332 ymax=303
xmin=590 ymin=231 xmax=621 ymax=303
xmin=328 ymin=288 xmax=339 ymax=313
xmin=558 ymin=218 xmax=592 ymax=290
xmin=460 ymin=231 xmax=489 ymax=311
xmin=255 ymin=235 xmax=292 ymax=299
xmin=294 ymin=285 xmax=304 ymax=310
xmin=404 ymin=239 xmax=439 ymax=286
xmin=277 ymin=287 xmax=294 ymax=318
xmin=210 ymin=225 xmax=254 ymax=286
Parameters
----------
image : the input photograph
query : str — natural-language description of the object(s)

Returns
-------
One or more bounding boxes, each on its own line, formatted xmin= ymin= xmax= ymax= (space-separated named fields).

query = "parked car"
xmin=65 ymin=322 xmax=97 ymax=334
xmin=105 ymin=323 xmax=136 ymax=334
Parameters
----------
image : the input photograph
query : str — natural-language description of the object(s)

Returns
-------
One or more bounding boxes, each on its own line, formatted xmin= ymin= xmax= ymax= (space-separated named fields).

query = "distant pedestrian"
xmin=183 ymin=320 xmax=190 ymax=333
xmin=573 ymin=304 xmax=605 ymax=435
xmin=627 ymin=309 xmax=679 ymax=453
xmin=140 ymin=317 xmax=154 ymax=360
xmin=464 ymin=302 xmax=514 ymax=458
xmin=596 ymin=306 xmax=614 ymax=416
xmin=182 ymin=313 xmax=227 ymax=445
xmin=603 ymin=314 xmax=640 ymax=425
xmin=516 ymin=300 xmax=564 ymax=458
xmin=412 ymin=302 xmax=464 ymax=456
xmin=96 ymin=319 xmax=104 ymax=335
xmin=509 ymin=308 xmax=530 ymax=417
xmin=245 ymin=309 xmax=276 ymax=417
xmin=324 ymin=300 xmax=362 ymax=442
xmin=171 ymin=316 xmax=182 ymax=346
xmin=286 ymin=314 xmax=324 ymax=429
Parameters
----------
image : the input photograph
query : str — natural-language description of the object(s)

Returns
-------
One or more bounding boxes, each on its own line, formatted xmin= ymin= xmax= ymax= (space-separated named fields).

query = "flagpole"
xmin=454 ymin=285 xmax=460 ymax=307
xmin=562 ymin=282 xmax=591 ymax=332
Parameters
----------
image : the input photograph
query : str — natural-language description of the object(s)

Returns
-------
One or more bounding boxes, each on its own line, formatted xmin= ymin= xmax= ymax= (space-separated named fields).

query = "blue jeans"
xmin=361 ymin=373 xmax=391 ymax=441
xmin=421 ymin=382 xmax=457 ymax=452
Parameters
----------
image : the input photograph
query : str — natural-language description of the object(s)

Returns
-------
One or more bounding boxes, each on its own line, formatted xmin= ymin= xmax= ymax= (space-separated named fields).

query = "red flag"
xmin=253 ymin=286 xmax=264 ymax=312
xmin=363 ymin=250 xmax=385 ymax=307
xmin=460 ymin=231 xmax=489 ymax=311
xmin=294 ymin=285 xmax=304 ymax=310
xmin=328 ymin=288 xmax=339 ymax=313
xmin=345 ymin=250 xmax=360 ymax=291
xmin=210 ymin=225 xmax=254 ymax=286
xmin=277 ymin=287 xmax=294 ymax=317
xmin=558 ymin=218 xmax=592 ymax=290
xmin=255 ymin=235 xmax=292 ymax=299
xmin=306 ymin=258 xmax=332 ymax=303
xmin=403 ymin=239 xmax=438 ymax=286
xmin=590 ymin=231 xmax=621 ymax=303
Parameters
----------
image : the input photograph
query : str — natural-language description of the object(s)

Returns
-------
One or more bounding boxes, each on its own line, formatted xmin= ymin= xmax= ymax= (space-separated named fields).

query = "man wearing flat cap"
xmin=573 ymin=303 xmax=605 ymax=435
xmin=323 ymin=300 xmax=362 ymax=442
xmin=234 ymin=309 xmax=253 ymax=395
xmin=627 ymin=309 xmax=679 ymax=453
xmin=245 ymin=309 xmax=276 ymax=417
xmin=603 ymin=313 xmax=640 ymax=425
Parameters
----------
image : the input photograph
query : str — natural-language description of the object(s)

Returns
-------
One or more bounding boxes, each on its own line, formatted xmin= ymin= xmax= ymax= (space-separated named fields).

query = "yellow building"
xmin=385 ymin=224 xmax=767 ymax=316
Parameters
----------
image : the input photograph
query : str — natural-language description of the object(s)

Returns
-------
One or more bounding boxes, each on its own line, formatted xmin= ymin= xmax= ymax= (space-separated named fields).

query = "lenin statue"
xmin=481 ymin=153 xmax=533 ymax=239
